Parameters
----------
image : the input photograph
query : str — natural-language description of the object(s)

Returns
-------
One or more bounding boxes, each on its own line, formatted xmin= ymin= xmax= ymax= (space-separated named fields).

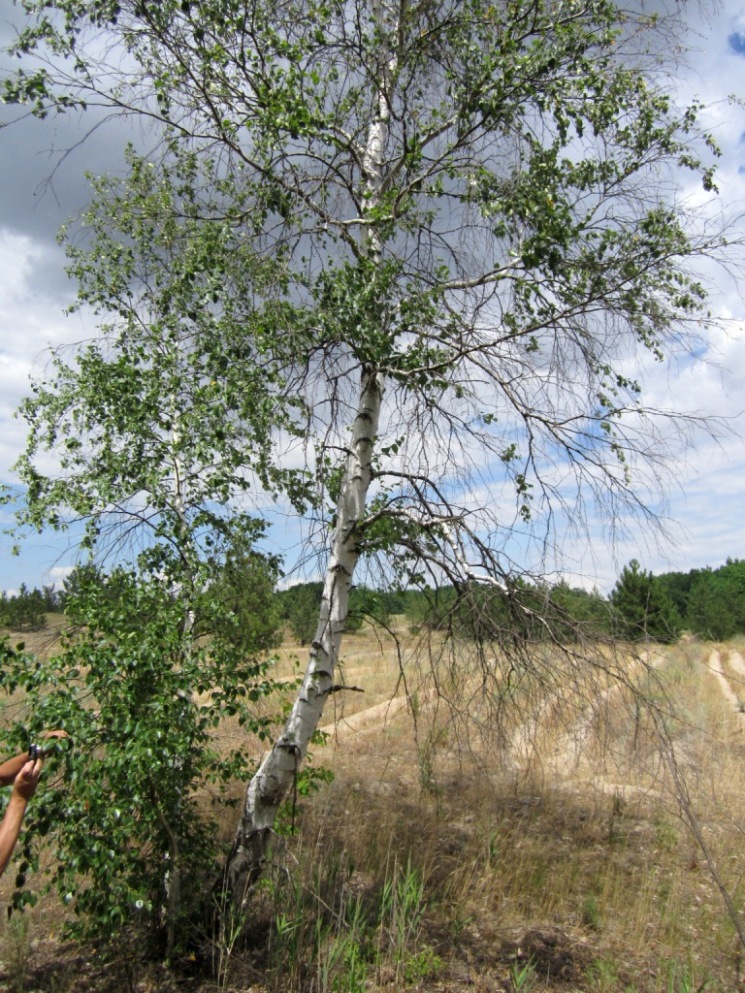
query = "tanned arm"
xmin=0 ymin=752 xmax=31 ymax=787
xmin=0 ymin=758 xmax=42 ymax=877
xmin=0 ymin=731 xmax=68 ymax=786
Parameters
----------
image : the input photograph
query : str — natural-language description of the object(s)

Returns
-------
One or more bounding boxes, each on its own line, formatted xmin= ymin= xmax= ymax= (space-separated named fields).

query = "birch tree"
xmin=4 ymin=0 xmax=729 ymax=906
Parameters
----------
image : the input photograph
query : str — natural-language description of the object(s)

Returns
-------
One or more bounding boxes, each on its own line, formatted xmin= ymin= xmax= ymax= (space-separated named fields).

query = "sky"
xmin=1 ymin=3 xmax=745 ymax=596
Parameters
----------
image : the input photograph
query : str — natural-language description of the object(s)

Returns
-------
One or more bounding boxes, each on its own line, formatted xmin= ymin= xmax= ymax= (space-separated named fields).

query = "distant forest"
xmin=2 ymin=558 xmax=744 ymax=645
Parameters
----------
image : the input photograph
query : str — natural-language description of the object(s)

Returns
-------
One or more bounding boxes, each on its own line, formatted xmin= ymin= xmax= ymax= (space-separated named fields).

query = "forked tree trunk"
xmin=225 ymin=365 xmax=384 ymax=903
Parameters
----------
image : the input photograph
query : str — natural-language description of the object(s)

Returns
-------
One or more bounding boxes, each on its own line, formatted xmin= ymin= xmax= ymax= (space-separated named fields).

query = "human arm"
xmin=0 ymin=758 xmax=42 ymax=877
xmin=0 ymin=731 xmax=68 ymax=786
xmin=0 ymin=752 xmax=31 ymax=787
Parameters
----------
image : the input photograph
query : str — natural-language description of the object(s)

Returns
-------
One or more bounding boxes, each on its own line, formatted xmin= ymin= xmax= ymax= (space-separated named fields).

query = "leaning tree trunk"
xmin=225 ymin=365 xmax=384 ymax=903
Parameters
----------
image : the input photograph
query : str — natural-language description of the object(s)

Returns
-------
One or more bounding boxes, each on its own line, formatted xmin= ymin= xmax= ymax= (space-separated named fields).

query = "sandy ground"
xmin=707 ymin=648 xmax=745 ymax=724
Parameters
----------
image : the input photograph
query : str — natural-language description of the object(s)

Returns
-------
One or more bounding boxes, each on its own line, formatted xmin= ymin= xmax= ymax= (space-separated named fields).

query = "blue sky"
xmin=1 ymin=3 xmax=745 ymax=596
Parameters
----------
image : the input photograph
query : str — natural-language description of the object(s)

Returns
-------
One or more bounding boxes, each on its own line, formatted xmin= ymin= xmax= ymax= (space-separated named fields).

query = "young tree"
xmin=4 ymin=0 xmax=730 ymax=907
xmin=3 ymin=155 xmax=294 ymax=946
xmin=279 ymin=583 xmax=325 ymax=646
xmin=610 ymin=559 xmax=682 ymax=643
xmin=547 ymin=581 xmax=614 ymax=642
xmin=211 ymin=542 xmax=284 ymax=656
xmin=656 ymin=567 xmax=702 ymax=624
xmin=0 ymin=584 xmax=47 ymax=631
xmin=0 ymin=563 xmax=280 ymax=946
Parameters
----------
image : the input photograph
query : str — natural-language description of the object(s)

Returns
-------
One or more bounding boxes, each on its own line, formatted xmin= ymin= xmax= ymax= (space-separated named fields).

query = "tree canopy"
xmin=3 ymin=0 xmax=732 ymax=933
xmin=610 ymin=559 xmax=681 ymax=643
xmin=657 ymin=559 xmax=745 ymax=641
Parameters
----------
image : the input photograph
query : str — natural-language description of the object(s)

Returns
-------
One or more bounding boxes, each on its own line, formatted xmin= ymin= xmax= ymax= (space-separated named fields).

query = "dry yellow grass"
xmin=1 ymin=620 xmax=745 ymax=992
xmin=265 ymin=628 xmax=745 ymax=993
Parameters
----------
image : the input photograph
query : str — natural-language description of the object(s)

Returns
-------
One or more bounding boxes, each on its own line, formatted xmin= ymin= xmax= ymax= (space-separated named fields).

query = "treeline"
xmin=600 ymin=557 xmax=745 ymax=643
xmin=656 ymin=558 xmax=745 ymax=641
xmin=0 ymin=583 xmax=61 ymax=631
xmin=4 ymin=558 xmax=745 ymax=644
xmin=278 ymin=579 xmax=615 ymax=644
xmin=276 ymin=582 xmax=407 ymax=644
xmin=241 ymin=558 xmax=745 ymax=646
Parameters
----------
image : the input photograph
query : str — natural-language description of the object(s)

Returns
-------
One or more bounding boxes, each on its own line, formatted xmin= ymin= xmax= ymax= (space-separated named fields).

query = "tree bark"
xmin=225 ymin=364 xmax=384 ymax=903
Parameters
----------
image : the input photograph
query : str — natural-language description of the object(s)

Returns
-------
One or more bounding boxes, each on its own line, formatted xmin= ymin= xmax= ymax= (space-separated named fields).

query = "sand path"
xmin=707 ymin=649 xmax=745 ymax=724
xmin=319 ymin=649 xmax=668 ymax=792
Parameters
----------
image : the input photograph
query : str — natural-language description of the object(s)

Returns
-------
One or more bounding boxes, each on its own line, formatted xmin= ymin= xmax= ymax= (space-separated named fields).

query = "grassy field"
xmin=1 ymin=620 xmax=745 ymax=992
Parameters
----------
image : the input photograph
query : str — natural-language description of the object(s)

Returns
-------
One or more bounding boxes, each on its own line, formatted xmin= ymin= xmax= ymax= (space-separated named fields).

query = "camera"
xmin=27 ymin=743 xmax=43 ymax=761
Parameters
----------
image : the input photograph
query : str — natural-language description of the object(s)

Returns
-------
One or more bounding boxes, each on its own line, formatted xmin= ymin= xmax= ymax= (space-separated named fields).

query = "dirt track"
xmin=708 ymin=648 xmax=745 ymax=724
xmin=320 ymin=650 xmax=670 ymax=791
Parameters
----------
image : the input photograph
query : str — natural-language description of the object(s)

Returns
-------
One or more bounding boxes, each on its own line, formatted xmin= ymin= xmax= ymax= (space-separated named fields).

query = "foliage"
xmin=404 ymin=587 xmax=461 ymax=634
xmin=546 ymin=583 xmax=614 ymax=642
xmin=610 ymin=559 xmax=681 ymax=643
xmin=3 ymin=0 xmax=731 ymax=932
xmin=265 ymin=850 xmax=435 ymax=993
xmin=209 ymin=542 xmax=283 ymax=656
xmin=14 ymin=148 xmax=312 ymax=543
xmin=346 ymin=586 xmax=392 ymax=632
xmin=4 ymin=0 xmax=722 ymax=565
xmin=279 ymin=583 xmax=324 ymax=646
xmin=404 ymin=581 xmax=614 ymax=644
xmin=2 ymin=153 xmax=294 ymax=945
xmin=656 ymin=569 xmax=704 ymax=623
xmin=0 ymin=560 xmax=281 ymax=946
xmin=686 ymin=569 xmax=745 ymax=641
xmin=0 ymin=584 xmax=54 ymax=631
xmin=277 ymin=584 xmax=394 ymax=643
xmin=639 ymin=559 xmax=745 ymax=641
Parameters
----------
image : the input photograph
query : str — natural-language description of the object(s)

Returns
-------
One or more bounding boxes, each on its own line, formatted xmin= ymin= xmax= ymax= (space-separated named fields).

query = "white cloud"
xmin=46 ymin=564 xmax=75 ymax=588
xmin=0 ymin=230 xmax=87 ymax=482
xmin=2 ymin=4 xmax=745 ymax=595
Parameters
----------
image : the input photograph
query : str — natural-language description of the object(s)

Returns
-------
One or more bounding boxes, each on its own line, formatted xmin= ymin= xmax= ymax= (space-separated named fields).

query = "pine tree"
xmin=611 ymin=560 xmax=681 ymax=643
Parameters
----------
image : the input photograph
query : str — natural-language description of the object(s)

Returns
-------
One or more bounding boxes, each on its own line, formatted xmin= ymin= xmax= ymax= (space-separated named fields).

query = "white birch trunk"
xmin=226 ymin=366 xmax=384 ymax=899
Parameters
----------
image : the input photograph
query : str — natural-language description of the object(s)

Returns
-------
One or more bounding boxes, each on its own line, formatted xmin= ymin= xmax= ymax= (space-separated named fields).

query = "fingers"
xmin=19 ymin=757 xmax=43 ymax=780
xmin=13 ymin=758 xmax=43 ymax=800
xmin=40 ymin=730 xmax=69 ymax=741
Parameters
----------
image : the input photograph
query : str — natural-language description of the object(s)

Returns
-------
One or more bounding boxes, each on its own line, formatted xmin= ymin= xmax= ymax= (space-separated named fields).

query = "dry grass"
xmin=2 ymin=622 xmax=745 ymax=992
xmin=244 ymin=630 xmax=745 ymax=993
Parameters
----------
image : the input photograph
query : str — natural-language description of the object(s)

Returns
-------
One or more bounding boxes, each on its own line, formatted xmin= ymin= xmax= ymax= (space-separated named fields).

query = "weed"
xmin=270 ymin=910 xmax=303 ymax=986
xmin=417 ymin=742 xmax=438 ymax=794
xmin=403 ymin=944 xmax=443 ymax=983
xmin=47 ymin=965 xmax=77 ymax=993
xmin=255 ymin=841 xmax=438 ymax=993
xmin=510 ymin=958 xmax=538 ymax=992
xmin=377 ymin=855 xmax=428 ymax=983
xmin=487 ymin=830 xmax=500 ymax=864
xmin=582 ymin=893 xmax=602 ymax=931
xmin=588 ymin=956 xmax=619 ymax=992
xmin=665 ymin=960 xmax=710 ymax=993
xmin=211 ymin=887 xmax=250 ymax=991
xmin=654 ymin=817 xmax=679 ymax=852
xmin=3 ymin=912 xmax=31 ymax=993
xmin=609 ymin=790 xmax=627 ymax=843
xmin=319 ymin=928 xmax=368 ymax=993
xmin=448 ymin=904 xmax=474 ymax=941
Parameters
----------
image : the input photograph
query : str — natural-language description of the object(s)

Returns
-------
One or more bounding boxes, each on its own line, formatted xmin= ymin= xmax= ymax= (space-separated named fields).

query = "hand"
xmin=40 ymin=730 xmax=69 ymax=742
xmin=37 ymin=730 xmax=71 ymax=758
xmin=12 ymin=758 xmax=42 ymax=801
